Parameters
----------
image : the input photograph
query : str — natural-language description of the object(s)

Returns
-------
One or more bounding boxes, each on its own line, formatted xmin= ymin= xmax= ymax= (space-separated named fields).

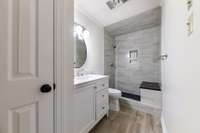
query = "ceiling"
xmin=75 ymin=0 xmax=161 ymax=26
xmin=105 ymin=7 xmax=161 ymax=36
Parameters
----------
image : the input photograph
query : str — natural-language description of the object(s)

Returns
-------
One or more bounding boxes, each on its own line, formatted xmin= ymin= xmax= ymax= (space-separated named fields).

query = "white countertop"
xmin=74 ymin=74 xmax=109 ymax=86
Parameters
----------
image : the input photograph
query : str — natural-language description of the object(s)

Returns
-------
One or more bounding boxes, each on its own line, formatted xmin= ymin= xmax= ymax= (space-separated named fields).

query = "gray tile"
xmin=114 ymin=26 xmax=161 ymax=96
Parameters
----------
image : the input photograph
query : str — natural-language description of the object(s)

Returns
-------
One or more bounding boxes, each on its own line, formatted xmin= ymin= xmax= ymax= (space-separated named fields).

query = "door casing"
xmin=54 ymin=0 xmax=74 ymax=133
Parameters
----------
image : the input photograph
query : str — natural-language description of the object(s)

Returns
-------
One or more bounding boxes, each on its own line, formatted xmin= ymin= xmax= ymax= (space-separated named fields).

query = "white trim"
xmin=161 ymin=115 xmax=168 ymax=133
xmin=54 ymin=0 xmax=74 ymax=133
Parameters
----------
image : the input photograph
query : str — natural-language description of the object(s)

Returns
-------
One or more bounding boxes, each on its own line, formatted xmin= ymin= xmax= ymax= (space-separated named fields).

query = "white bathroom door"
xmin=0 ymin=0 xmax=54 ymax=133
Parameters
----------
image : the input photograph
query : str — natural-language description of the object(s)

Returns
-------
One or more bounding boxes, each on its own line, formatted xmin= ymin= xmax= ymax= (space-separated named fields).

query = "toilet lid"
xmin=109 ymin=88 xmax=121 ymax=94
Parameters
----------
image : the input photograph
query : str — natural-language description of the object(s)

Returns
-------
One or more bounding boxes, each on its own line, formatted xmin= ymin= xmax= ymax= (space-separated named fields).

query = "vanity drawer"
xmin=94 ymin=79 xmax=108 ymax=92
xmin=96 ymin=101 xmax=108 ymax=119
xmin=96 ymin=89 xmax=108 ymax=105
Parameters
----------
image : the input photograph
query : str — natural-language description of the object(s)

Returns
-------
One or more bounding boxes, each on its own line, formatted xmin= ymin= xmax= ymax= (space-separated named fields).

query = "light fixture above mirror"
xmin=74 ymin=23 xmax=90 ymax=40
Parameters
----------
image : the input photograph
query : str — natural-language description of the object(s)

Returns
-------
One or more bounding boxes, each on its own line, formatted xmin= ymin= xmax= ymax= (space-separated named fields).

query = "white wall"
xmin=74 ymin=9 xmax=104 ymax=75
xmin=162 ymin=0 xmax=200 ymax=132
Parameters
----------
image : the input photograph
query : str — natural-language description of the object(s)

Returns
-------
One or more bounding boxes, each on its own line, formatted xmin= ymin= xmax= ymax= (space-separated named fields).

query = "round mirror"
xmin=74 ymin=36 xmax=87 ymax=68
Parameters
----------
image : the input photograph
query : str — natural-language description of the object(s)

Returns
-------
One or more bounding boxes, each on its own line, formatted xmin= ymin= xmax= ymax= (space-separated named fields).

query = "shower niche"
xmin=129 ymin=49 xmax=138 ymax=63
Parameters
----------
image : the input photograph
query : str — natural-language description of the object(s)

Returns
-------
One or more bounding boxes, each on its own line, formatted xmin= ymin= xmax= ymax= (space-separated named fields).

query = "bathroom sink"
xmin=74 ymin=74 xmax=108 ymax=86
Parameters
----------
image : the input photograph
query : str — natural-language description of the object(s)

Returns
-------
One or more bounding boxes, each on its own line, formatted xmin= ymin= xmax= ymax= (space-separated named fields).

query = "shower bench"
xmin=140 ymin=81 xmax=162 ymax=109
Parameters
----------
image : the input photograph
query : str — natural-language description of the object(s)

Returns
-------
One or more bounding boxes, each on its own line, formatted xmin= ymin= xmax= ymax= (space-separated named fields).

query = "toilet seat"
xmin=109 ymin=88 xmax=121 ymax=94
xmin=109 ymin=88 xmax=121 ymax=97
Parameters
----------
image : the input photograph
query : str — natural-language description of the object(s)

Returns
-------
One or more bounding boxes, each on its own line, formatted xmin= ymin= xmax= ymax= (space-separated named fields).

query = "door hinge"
xmin=53 ymin=83 xmax=56 ymax=90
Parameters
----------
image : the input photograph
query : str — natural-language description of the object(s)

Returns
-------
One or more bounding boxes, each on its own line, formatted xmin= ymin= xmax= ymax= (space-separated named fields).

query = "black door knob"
xmin=40 ymin=84 xmax=52 ymax=93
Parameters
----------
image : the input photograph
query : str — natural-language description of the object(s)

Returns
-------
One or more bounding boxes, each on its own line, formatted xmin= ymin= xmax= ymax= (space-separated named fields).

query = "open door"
xmin=0 ymin=0 xmax=54 ymax=132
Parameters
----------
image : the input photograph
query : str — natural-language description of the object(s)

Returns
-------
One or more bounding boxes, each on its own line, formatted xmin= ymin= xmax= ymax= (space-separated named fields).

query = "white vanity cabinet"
xmin=74 ymin=75 xmax=109 ymax=133
xmin=95 ymin=81 xmax=109 ymax=120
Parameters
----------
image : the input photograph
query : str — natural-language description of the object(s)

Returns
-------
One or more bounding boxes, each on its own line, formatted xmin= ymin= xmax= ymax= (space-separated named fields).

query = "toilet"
xmin=108 ymin=88 xmax=122 ymax=112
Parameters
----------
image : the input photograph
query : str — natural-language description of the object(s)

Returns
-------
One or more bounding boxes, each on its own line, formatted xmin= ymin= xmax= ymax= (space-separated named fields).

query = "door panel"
xmin=9 ymin=0 xmax=39 ymax=79
xmin=0 ymin=0 xmax=54 ymax=132
xmin=8 ymin=103 xmax=38 ymax=133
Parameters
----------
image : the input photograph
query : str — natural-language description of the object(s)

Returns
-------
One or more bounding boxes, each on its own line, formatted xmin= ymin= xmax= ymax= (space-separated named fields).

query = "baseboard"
xmin=161 ymin=115 xmax=168 ymax=133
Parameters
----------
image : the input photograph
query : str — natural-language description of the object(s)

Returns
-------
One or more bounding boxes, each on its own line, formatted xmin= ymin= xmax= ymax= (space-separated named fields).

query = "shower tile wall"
xmin=104 ymin=31 xmax=115 ymax=88
xmin=115 ymin=26 xmax=161 ymax=95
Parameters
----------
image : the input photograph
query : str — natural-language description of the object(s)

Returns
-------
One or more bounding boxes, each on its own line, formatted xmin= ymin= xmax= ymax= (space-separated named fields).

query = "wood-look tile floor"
xmin=90 ymin=106 xmax=162 ymax=133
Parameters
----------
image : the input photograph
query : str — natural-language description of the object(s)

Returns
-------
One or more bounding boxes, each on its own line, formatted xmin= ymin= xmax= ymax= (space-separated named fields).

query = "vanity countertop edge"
xmin=74 ymin=74 xmax=109 ymax=88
